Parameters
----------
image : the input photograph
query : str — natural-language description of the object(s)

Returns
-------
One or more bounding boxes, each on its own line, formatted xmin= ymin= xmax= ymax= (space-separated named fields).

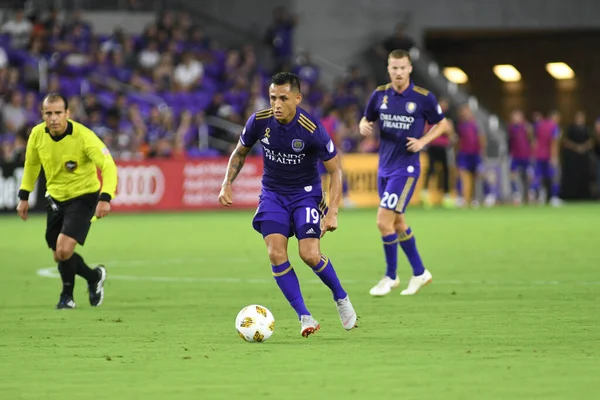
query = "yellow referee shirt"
xmin=19 ymin=120 xmax=117 ymax=202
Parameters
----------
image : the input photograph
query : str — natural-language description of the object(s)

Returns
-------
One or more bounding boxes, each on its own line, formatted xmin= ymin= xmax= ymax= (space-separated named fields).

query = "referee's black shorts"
xmin=46 ymin=192 xmax=99 ymax=250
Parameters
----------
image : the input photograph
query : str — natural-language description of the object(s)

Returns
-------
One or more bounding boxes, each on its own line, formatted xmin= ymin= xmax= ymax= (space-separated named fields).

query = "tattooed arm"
xmin=218 ymin=142 xmax=252 ymax=206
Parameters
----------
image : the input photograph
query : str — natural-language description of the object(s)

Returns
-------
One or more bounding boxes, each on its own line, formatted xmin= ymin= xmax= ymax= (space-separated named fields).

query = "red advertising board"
xmin=111 ymin=157 xmax=263 ymax=211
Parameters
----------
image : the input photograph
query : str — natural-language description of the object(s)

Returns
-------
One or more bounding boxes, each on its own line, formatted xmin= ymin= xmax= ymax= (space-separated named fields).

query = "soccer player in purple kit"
xmin=454 ymin=105 xmax=495 ymax=208
xmin=531 ymin=110 xmax=563 ymax=206
xmin=359 ymin=50 xmax=450 ymax=297
xmin=507 ymin=110 xmax=533 ymax=205
xmin=218 ymin=72 xmax=357 ymax=337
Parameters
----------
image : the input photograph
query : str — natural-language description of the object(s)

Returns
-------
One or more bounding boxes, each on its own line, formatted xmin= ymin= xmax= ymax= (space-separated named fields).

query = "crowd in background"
xmin=0 ymin=7 xmax=380 ymax=164
xmin=0 ymin=6 xmax=599 ymax=201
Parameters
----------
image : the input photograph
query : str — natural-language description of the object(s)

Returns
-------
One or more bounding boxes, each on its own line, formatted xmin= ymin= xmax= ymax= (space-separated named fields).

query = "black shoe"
xmin=56 ymin=294 xmax=76 ymax=309
xmin=88 ymin=266 xmax=107 ymax=307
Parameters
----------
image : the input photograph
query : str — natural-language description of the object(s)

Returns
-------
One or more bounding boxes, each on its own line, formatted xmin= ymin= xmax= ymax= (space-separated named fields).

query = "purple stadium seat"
xmin=96 ymin=91 xmax=116 ymax=108
xmin=59 ymin=77 xmax=81 ymax=97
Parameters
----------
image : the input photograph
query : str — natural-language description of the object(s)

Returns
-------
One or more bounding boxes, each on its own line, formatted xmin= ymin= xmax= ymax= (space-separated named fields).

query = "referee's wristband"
xmin=18 ymin=189 xmax=30 ymax=201
xmin=99 ymin=193 xmax=112 ymax=202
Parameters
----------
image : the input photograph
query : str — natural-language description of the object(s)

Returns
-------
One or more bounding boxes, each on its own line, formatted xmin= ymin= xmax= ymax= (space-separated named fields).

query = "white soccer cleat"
xmin=369 ymin=276 xmax=400 ymax=297
xmin=484 ymin=194 xmax=496 ymax=208
xmin=300 ymin=315 xmax=320 ymax=338
xmin=335 ymin=296 xmax=357 ymax=330
xmin=550 ymin=197 xmax=563 ymax=207
xmin=400 ymin=269 xmax=433 ymax=295
xmin=512 ymin=192 xmax=523 ymax=206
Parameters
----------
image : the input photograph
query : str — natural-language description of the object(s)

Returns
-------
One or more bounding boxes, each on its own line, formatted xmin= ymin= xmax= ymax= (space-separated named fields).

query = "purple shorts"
xmin=252 ymin=189 xmax=328 ymax=240
xmin=510 ymin=158 xmax=532 ymax=174
xmin=457 ymin=152 xmax=482 ymax=174
xmin=377 ymin=175 xmax=417 ymax=214
xmin=534 ymin=159 xmax=555 ymax=179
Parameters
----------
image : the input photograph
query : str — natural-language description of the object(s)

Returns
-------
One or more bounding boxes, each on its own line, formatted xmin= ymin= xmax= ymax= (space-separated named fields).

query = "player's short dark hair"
xmin=42 ymin=93 xmax=69 ymax=110
xmin=388 ymin=49 xmax=412 ymax=63
xmin=271 ymin=72 xmax=301 ymax=93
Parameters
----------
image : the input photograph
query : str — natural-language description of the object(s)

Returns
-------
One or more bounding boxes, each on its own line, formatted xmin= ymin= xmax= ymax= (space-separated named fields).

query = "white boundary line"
xmin=35 ymin=260 xmax=600 ymax=286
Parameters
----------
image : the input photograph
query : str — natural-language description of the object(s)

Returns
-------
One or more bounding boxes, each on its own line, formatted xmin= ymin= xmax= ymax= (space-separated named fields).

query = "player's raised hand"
xmin=406 ymin=137 xmax=425 ymax=152
xmin=95 ymin=201 xmax=111 ymax=219
xmin=218 ymin=184 xmax=233 ymax=207
xmin=16 ymin=200 xmax=29 ymax=221
xmin=320 ymin=213 xmax=338 ymax=238
xmin=359 ymin=118 xmax=374 ymax=136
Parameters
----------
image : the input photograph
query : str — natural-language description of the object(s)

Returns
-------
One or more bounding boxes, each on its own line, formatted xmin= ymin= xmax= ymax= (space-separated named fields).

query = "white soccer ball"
xmin=235 ymin=304 xmax=275 ymax=343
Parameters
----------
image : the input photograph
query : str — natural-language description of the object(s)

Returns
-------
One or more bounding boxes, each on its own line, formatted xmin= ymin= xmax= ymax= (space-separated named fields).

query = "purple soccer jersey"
xmin=457 ymin=120 xmax=481 ymax=155
xmin=508 ymin=122 xmax=532 ymax=159
xmin=534 ymin=119 xmax=559 ymax=161
xmin=240 ymin=107 xmax=336 ymax=239
xmin=364 ymin=82 xmax=443 ymax=212
xmin=364 ymin=82 xmax=444 ymax=178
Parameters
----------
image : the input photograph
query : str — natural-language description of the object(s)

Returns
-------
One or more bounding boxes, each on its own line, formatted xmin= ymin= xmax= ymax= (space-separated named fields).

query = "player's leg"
xmin=439 ymin=147 xmax=454 ymax=208
xmin=510 ymin=159 xmax=522 ymax=205
xmin=293 ymin=197 xmax=356 ymax=329
xmin=263 ymin=232 xmax=312 ymax=320
xmin=388 ymin=177 xmax=433 ymax=295
xmin=478 ymin=156 xmax=496 ymax=207
xmin=294 ymin=199 xmax=357 ymax=330
xmin=369 ymin=176 xmax=401 ymax=296
xmin=531 ymin=160 xmax=544 ymax=203
xmin=421 ymin=147 xmax=436 ymax=208
xmin=260 ymin=228 xmax=311 ymax=319
xmin=54 ymin=234 xmax=79 ymax=309
xmin=45 ymin=201 xmax=75 ymax=309
xmin=61 ymin=194 xmax=107 ymax=307
xmin=525 ymin=163 xmax=535 ymax=203
xmin=548 ymin=163 xmax=562 ymax=206
xmin=394 ymin=213 xmax=432 ymax=295
xmin=341 ymin=175 xmax=355 ymax=208
xmin=297 ymin=238 xmax=357 ymax=330
xmin=468 ymin=156 xmax=481 ymax=207
xmin=253 ymin=195 xmax=317 ymax=337
xmin=455 ymin=152 xmax=468 ymax=207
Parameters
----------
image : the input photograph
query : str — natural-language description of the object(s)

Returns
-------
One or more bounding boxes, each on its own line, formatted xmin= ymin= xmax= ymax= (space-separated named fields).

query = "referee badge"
xmin=65 ymin=160 xmax=78 ymax=172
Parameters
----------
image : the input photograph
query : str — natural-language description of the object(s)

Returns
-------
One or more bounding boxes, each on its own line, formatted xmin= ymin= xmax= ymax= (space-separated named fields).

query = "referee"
xmin=17 ymin=93 xmax=118 ymax=309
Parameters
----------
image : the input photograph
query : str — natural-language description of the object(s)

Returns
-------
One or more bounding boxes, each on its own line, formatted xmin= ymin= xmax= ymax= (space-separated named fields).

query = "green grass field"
xmin=1 ymin=205 xmax=600 ymax=400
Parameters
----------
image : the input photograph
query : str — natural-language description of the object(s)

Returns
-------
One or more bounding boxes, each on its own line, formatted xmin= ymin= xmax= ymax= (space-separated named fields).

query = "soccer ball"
xmin=235 ymin=304 xmax=275 ymax=343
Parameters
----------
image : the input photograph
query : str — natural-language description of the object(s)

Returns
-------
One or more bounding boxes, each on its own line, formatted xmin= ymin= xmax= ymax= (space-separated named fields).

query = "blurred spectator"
xmin=0 ymin=6 xmax=380 ymax=162
xmin=561 ymin=111 xmax=594 ymax=200
xmin=264 ymin=7 xmax=297 ymax=71
xmin=99 ymin=27 xmax=125 ymax=54
xmin=594 ymin=118 xmax=600 ymax=198
xmin=138 ymin=40 xmax=161 ymax=71
xmin=0 ymin=45 xmax=8 ymax=69
xmin=2 ymin=9 xmax=32 ymax=49
xmin=42 ymin=7 xmax=62 ymax=35
xmin=293 ymin=51 xmax=319 ymax=88
xmin=23 ymin=91 xmax=39 ymax=126
xmin=0 ymin=134 xmax=26 ymax=163
xmin=153 ymin=53 xmax=174 ymax=91
xmin=2 ymin=91 xmax=27 ymax=134
xmin=375 ymin=23 xmax=415 ymax=58
xmin=173 ymin=51 xmax=203 ymax=91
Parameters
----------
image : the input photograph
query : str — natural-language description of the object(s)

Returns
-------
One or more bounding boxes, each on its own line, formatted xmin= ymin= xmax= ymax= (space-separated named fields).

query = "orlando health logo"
xmin=380 ymin=113 xmax=415 ymax=130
